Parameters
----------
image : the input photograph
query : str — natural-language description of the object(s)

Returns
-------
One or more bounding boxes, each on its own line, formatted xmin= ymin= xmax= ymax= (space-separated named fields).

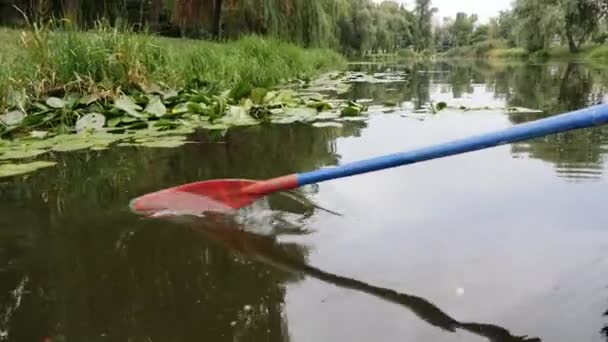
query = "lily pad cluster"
xmin=0 ymin=80 xmax=369 ymax=140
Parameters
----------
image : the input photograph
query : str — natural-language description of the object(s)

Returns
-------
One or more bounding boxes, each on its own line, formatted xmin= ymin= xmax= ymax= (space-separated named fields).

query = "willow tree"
xmin=561 ymin=0 xmax=608 ymax=52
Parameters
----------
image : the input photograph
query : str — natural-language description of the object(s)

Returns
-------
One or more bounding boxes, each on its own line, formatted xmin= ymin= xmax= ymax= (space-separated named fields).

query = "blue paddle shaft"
xmin=296 ymin=104 xmax=608 ymax=186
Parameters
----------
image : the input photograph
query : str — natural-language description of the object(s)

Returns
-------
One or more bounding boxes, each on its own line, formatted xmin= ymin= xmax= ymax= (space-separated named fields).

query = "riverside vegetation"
xmin=0 ymin=21 xmax=381 ymax=176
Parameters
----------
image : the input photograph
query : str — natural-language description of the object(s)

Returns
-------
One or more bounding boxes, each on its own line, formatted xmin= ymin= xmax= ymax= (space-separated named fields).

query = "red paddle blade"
xmin=129 ymin=179 xmax=260 ymax=217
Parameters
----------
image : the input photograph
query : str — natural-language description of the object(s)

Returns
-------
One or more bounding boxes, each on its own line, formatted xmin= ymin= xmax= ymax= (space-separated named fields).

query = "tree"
xmin=561 ymin=0 xmax=608 ymax=52
xmin=450 ymin=12 xmax=477 ymax=47
xmin=513 ymin=0 xmax=563 ymax=52
xmin=413 ymin=0 xmax=436 ymax=52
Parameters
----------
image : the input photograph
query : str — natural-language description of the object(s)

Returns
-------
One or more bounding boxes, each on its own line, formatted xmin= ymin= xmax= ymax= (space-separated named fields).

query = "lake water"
xmin=2 ymin=59 xmax=608 ymax=342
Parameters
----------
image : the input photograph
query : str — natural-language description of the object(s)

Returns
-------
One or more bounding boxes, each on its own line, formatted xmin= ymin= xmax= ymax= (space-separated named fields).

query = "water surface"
xmin=2 ymin=59 xmax=608 ymax=342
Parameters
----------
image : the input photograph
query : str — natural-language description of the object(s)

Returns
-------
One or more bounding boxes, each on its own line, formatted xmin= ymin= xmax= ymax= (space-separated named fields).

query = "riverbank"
xmin=0 ymin=24 xmax=346 ymax=110
xmin=440 ymin=39 xmax=608 ymax=62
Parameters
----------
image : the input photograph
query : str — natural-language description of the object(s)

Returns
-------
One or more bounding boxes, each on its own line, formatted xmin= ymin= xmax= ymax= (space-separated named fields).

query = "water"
xmin=2 ymin=59 xmax=608 ymax=341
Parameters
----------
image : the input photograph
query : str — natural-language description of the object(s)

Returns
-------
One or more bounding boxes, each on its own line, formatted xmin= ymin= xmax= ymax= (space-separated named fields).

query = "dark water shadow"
xmin=165 ymin=213 xmax=541 ymax=342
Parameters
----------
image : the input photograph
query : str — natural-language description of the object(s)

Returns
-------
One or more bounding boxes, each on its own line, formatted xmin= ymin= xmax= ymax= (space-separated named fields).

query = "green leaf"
xmin=200 ymin=122 xmax=231 ymax=130
xmin=218 ymin=106 xmax=259 ymax=126
xmin=159 ymin=89 xmax=179 ymax=100
xmin=186 ymin=102 xmax=206 ymax=114
xmin=30 ymin=131 xmax=49 ymax=139
xmin=107 ymin=117 xmax=122 ymax=127
xmin=0 ymin=161 xmax=56 ymax=178
xmin=171 ymin=103 xmax=190 ymax=115
xmin=46 ymin=97 xmax=66 ymax=109
xmin=121 ymin=116 xmax=138 ymax=123
xmin=32 ymin=102 xmax=50 ymax=112
xmin=1 ymin=111 xmax=25 ymax=126
xmin=229 ymin=81 xmax=253 ymax=101
xmin=312 ymin=122 xmax=343 ymax=128
xmin=307 ymin=101 xmax=332 ymax=111
xmin=250 ymin=88 xmax=268 ymax=104
xmin=76 ymin=113 xmax=106 ymax=133
xmin=52 ymin=140 xmax=96 ymax=152
xmin=114 ymin=95 xmax=145 ymax=118
xmin=0 ymin=148 xmax=48 ymax=160
xmin=145 ymin=98 xmax=167 ymax=117
xmin=79 ymin=94 xmax=100 ymax=106
xmin=138 ymin=139 xmax=188 ymax=148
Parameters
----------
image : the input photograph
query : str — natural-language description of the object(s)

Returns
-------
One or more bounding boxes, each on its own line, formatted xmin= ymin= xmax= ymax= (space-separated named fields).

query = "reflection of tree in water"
xmin=347 ymin=61 xmax=433 ymax=109
xmin=500 ymin=62 xmax=608 ymax=182
xmin=181 ymin=213 xmax=541 ymax=342
xmin=0 ymin=122 xmax=364 ymax=341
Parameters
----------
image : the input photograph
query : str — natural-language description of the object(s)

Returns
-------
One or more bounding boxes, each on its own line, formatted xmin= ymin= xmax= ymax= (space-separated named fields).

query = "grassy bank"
xmin=441 ymin=39 xmax=608 ymax=62
xmin=0 ymin=23 xmax=346 ymax=109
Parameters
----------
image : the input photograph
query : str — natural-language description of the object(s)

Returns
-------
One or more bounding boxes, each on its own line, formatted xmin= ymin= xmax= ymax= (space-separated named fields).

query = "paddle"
xmin=130 ymin=103 xmax=608 ymax=216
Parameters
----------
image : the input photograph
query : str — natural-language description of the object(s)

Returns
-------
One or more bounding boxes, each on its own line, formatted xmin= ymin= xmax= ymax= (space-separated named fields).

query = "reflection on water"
xmin=1 ymin=59 xmax=608 ymax=341
xmin=0 ymin=123 xmax=364 ymax=341
xmin=351 ymin=59 xmax=608 ymax=181
xmin=179 ymin=213 xmax=540 ymax=342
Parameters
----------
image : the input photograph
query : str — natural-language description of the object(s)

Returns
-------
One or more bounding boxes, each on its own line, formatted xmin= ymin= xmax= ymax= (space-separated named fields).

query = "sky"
xmin=374 ymin=0 xmax=513 ymax=23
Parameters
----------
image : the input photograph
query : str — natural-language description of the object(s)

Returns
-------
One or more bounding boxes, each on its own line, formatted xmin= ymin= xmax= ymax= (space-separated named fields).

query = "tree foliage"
xmin=437 ymin=0 xmax=608 ymax=54
xmin=0 ymin=0 xmax=423 ymax=55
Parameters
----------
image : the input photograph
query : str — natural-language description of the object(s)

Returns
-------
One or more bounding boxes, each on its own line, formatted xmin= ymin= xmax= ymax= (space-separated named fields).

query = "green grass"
xmin=0 ymin=23 xmax=346 ymax=109
xmin=586 ymin=45 xmax=608 ymax=60
xmin=441 ymin=40 xmax=522 ymax=59
xmin=442 ymin=39 xmax=608 ymax=62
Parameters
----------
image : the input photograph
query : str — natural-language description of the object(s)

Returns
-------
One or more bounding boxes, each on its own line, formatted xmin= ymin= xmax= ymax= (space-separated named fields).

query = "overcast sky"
xmin=374 ymin=0 xmax=513 ymax=23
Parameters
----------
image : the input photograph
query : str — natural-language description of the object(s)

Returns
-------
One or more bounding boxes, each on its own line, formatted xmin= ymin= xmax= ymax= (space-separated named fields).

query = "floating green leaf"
xmin=46 ymin=97 xmax=65 ymax=109
xmin=200 ymin=122 xmax=231 ymax=130
xmin=32 ymin=102 xmax=49 ymax=112
xmin=52 ymin=141 xmax=96 ymax=152
xmin=145 ymin=99 xmax=167 ymax=117
xmin=218 ymin=106 xmax=259 ymax=126
xmin=1 ymin=111 xmax=25 ymax=126
xmin=0 ymin=148 xmax=48 ymax=160
xmin=250 ymin=88 xmax=268 ymax=104
xmin=138 ymin=139 xmax=188 ymax=148
xmin=186 ymin=102 xmax=206 ymax=114
xmin=79 ymin=94 xmax=100 ymax=106
xmin=30 ymin=131 xmax=49 ymax=139
xmin=229 ymin=81 xmax=253 ymax=101
xmin=114 ymin=95 xmax=145 ymax=118
xmin=312 ymin=122 xmax=343 ymax=128
xmin=107 ymin=117 xmax=122 ymax=127
xmin=0 ymin=161 xmax=56 ymax=178
xmin=76 ymin=113 xmax=106 ymax=133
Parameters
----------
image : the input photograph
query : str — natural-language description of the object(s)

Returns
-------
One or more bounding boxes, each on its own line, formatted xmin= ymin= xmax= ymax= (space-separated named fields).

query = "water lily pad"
xmin=32 ymin=102 xmax=49 ymax=112
xmin=46 ymin=97 xmax=65 ymax=109
xmin=506 ymin=107 xmax=543 ymax=114
xmin=250 ymin=88 xmax=268 ymax=104
xmin=200 ymin=122 xmax=231 ymax=130
xmin=79 ymin=94 xmax=100 ymax=106
xmin=52 ymin=141 xmax=96 ymax=152
xmin=312 ymin=122 xmax=343 ymax=128
xmin=0 ymin=148 xmax=48 ymax=160
xmin=137 ymin=139 xmax=188 ymax=148
xmin=76 ymin=113 xmax=106 ymax=133
xmin=0 ymin=161 xmax=56 ymax=178
xmin=337 ymin=117 xmax=369 ymax=122
xmin=283 ymin=107 xmax=318 ymax=121
xmin=145 ymin=99 xmax=167 ymax=117
xmin=114 ymin=95 xmax=145 ymax=118
xmin=30 ymin=131 xmax=49 ymax=139
xmin=107 ymin=117 xmax=122 ymax=127
xmin=218 ymin=106 xmax=259 ymax=126
xmin=1 ymin=111 xmax=25 ymax=126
